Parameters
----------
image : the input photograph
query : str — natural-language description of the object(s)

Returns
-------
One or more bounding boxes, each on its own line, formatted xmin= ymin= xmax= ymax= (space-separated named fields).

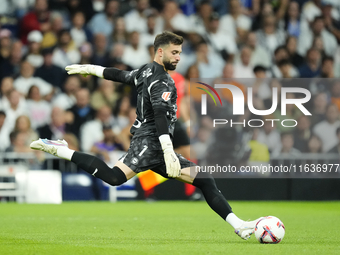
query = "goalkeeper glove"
xmin=65 ymin=64 xmax=105 ymax=78
xmin=159 ymin=134 xmax=181 ymax=178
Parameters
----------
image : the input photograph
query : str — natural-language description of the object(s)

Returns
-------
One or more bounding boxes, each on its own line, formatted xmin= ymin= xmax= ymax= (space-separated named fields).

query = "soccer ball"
xmin=254 ymin=216 xmax=285 ymax=244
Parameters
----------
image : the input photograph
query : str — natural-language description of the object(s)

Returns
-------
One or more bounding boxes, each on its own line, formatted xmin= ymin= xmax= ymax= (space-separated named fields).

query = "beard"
xmin=163 ymin=56 xmax=178 ymax=71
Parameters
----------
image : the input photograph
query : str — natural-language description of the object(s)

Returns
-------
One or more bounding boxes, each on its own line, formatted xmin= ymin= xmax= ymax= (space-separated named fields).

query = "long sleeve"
xmin=103 ymin=68 xmax=139 ymax=86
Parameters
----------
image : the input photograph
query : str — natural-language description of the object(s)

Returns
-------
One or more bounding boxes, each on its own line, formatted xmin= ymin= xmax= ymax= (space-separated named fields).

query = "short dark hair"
xmin=322 ymin=56 xmax=334 ymax=64
xmin=274 ymin=45 xmax=288 ymax=56
xmin=277 ymin=59 xmax=291 ymax=67
xmin=154 ymin=31 xmax=183 ymax=54
xmin=253 ymin=65 xmax=267 ymax=73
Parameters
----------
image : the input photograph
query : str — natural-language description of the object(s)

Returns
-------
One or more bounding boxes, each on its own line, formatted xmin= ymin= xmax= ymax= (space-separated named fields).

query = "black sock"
xmin=192 ymin=172 xmax=232 ymax=220
xmin=71 ymin=151 xmax=127 ymax=186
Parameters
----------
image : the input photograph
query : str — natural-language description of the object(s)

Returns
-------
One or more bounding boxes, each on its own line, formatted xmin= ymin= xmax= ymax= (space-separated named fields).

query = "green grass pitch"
xmin=0 ymin=201 xmax=339 ymax=255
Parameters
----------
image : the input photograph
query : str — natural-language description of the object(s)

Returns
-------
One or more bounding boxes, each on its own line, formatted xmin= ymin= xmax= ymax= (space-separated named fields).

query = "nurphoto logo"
xmin=197 ymin=83 xmax=312 ymax=128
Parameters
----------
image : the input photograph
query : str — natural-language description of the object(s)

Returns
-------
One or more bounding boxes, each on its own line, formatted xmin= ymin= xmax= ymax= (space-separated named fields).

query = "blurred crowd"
xmin=0 ymin=0 xmax=340 ymax=169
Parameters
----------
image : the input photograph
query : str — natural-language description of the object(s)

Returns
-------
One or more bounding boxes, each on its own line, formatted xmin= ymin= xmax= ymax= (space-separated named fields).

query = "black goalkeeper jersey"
xmin=103 ymin=61 xmax=178 ymax=138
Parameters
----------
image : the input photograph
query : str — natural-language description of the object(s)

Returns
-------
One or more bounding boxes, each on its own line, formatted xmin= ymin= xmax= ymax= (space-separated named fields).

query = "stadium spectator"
xmin=298 ymin=47 xmax=322 ymax=78
xmin=20 ymin=0 xmax=50 ymax=44
xmin=0 ymin=29 xmax=12 ymax=64
xmin=13 ymin=61 xmax=53 ymax=97
xmin=298 ymin=15 xmax=337 ymax=57
xmin=70 ymin=11 xmax=92 ymax=48
xmin=52 ymin=75 xmax=80 ymax=110
xmin=37 ymin=107 xmax=69 ymax=140
xmin=160 ymin=0 xmax=190 ymax=33
xmin=66 ymin=88 xmax=96 ymax=139
xmin=78 ymin=43 xmax=96 ymax=90
xmin=52 ymin=29 xmax=81 ymax=69
xmin=140 ymin=14 xmax=160 ymax=48
xmin=277 ymin=59 xmax=295 ymax=78
xmin=284 ymin=1 xmax=301 ymax=37
xmin=6 ymin=40 xmax=24 ymax=78
xmin=301 ymin=0 xmax=323 ymax=27
xmin=256 ymin=117 xmax=281 ymax=153
xmin=310 ymin=92 xmax=328 ymax=126
xmin=243 ymin=32 xmax=271 ymax=68
xmin=80 ymin=105 xmax=119 ymax=152
xmin=122 ymin=31 xmax=150 ymax=69
xmin=215 ymin=62 xmax=247 ymax=104
xmin=124 ymin=0 xmax=151 ymax=34
xmin=40 ymin=12 xmax=64 ymax=49
xmin=25 ymin=30 xmax=44 ymax=68
xmin=218 ymin=0 xmax=252 ymax=44
xmin=328 ymin=127 xmax=340 ymax=153
xmin=13 ymin=115 xmax=39 ymax=146
xmin=88 ymin=0 xmax=119 ymax=39
xmin=26 ymin=85 xmax=52 ymax=129
xmin=313 ymin=103 xmax=340 ymax=152
xmin=272 ymin=45 xmax=299 ymax=78
xmin=90 ymin=123 xmax=125 ymax=163
xmin=113 ymin=96 xmax=132 ymax=131
xmin=193 ymin=127 xmax=211 ymax=161
xmin=2 ymin=90 xmax=28 ymax=130
xmin=251 ymin=1 xmax=274 ymax=31
xmin=311 ymin=36 xmax=326 ymax=58
xmin=234 ymin=46 xmax=255 ymax=78
xmin=35 ymin=47 xmax=66 ymax=90
xmin=0 ymin=111 xmax=11 ymax=151
xmin=6 ymin=131 xmax=32 ymax=153
xmin=79 ymin=42 xmax=93 ymax=64
xmin=0 ymin=77 xmax=17 ymax=110
xmin=271 ymin=132 xmax=301 ymax=157
xmin=0 ymin=29 xmax=16 ymax=80
xmin=205 ymin=12 xmax=237 ymax=62
xmin=252 ymin=65 xmax=271 ymax=101
xmin=293 ymin=115 xmax=312 ymax=152
xmin=91 ymin=33 xmax=110 ymax=67
xmin=320 ymin=56 xmax=335 ymax=78
xmin=189 ymin=1 xmax=213 ymax=36
xmin=90 ymin=79 xmax=118 ymax=110
xmin=306 ymin=134 xmax=323 ymax=153
xmin=285 ymin=35 xmax=304 ymax=68
xmin=248 ymin=128 xmax=270 ymax=164
xmin=195 ymin=40 xmax=224 ymax=78
xmin=255 ymin=13 xmax=286 ymax=55
xmin=65 ymin=0 xmax=94 ymax=23
xmin=112 ymin=17 xmax=129 ymax=45
xmin=109 ymin=43 xmax=125 ymax=63
xmin=322 ymin=0 xmax=340 ymax=43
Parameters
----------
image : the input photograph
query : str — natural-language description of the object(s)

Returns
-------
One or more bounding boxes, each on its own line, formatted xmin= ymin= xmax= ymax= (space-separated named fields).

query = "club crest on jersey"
xmin=142 ymin=68 xmax=152 ymax=78
xmin=162 ymin=92 xmax=171 ymax=101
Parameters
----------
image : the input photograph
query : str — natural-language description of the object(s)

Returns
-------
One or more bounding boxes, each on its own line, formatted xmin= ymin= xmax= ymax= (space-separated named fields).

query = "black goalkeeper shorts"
xmin=173 ymin=120 xmax=190 ymax=149
xmin=118 ymin=135 xmax=195 ymax=178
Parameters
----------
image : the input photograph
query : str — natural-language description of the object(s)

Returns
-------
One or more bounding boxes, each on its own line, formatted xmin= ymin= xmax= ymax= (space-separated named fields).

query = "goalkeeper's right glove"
xmin=65 ymin=64 xmax=105 ymax=78
xmin=159 ymin=134 xmax=181 ymax=178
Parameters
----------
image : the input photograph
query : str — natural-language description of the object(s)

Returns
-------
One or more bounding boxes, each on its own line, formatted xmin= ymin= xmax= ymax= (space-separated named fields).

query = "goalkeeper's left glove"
xmin=65 ymin=64 xmax=105 ymax=78
xmin=159 ymin=134 xmax=181 ymax=178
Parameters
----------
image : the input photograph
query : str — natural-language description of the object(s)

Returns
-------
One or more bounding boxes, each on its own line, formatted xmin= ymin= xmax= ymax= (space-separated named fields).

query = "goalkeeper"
xmin=30 ymin=31 xmax=261 ymax=240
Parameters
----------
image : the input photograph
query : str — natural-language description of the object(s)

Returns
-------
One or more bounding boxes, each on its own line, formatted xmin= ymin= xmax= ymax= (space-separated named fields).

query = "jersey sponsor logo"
xmin=131 ymin=157 xmax=139 ymax=165
xmin=129 ymin=69 xmax=138 ymax=76
xmin=142 ymin=68 xmax=152 ymax=78
xmin=162 ymin=92 xmax=171 ymax=101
